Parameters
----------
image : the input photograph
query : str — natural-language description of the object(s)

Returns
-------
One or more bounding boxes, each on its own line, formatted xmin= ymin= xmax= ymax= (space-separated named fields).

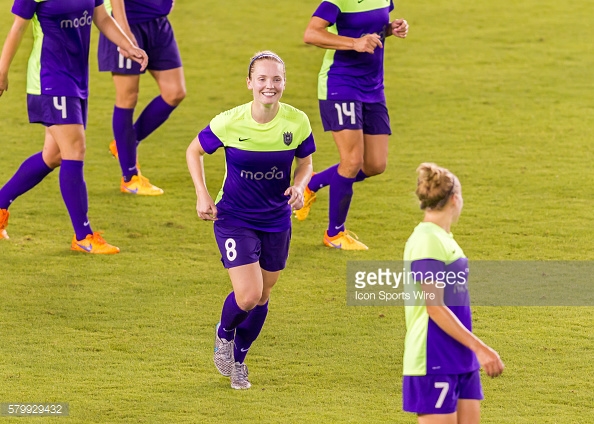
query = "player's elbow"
xmin=303 ymin=28 xmax=317 ymax=45
xmin=187 ymin=137 xmax=204 ymax=158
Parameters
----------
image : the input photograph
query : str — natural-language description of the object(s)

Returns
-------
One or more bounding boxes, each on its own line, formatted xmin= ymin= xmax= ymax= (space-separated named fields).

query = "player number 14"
xmin=334 ymin=102 xmax=356 ymax=126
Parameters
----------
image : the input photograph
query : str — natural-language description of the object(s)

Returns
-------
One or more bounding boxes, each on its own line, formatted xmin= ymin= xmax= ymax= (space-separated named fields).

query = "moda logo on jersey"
xmin=240 ymin=166 xmax=284 ymax=181
xmin=61 ymin=10 xmax=92 ymax=29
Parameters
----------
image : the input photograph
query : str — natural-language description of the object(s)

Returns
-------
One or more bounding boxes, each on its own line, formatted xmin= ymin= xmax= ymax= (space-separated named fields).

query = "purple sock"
xmin=60 ymin=160 xmax=93 ymax=240
xmin=113 ymin=106 xmax=138 ymax=181
xmin=355 ymin=170 xmax=368 ymax=182
xmin=0 ymin=152 xmax=52 ymax=209
xmin=309 ymin=164 xmax=367 ymax=192
xmin=133 ymin=95 xmax=177 ymax=145
xmin=234 ymin=301 xmax=268 ymax=364
xmin=309 ymin=164 xmax=337 ymax=192
xmin=218 ymin=292 xmax=249 ymax=342
xmin=327 ymin=172 xmax=356 ymax=237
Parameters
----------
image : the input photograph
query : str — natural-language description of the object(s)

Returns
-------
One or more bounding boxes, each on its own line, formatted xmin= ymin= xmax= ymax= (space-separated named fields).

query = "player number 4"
xmin=53 ymin=96 xmax=67 ymax=119
xmin=334 ymin=102 xmax=356 ymax=126
xmin=434 ymin=382 xmax=450 ymax=409
xmin=225 ymin=238 xmax=237 ymax=262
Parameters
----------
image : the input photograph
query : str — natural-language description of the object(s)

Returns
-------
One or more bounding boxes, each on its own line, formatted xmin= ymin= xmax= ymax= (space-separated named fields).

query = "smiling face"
xmin=247 ymin=59 xmax=286 ymax=106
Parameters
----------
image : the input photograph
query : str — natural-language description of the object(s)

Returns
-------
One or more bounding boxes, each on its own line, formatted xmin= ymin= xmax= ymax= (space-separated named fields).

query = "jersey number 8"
xmin=225 ymin=238 xmax=237 ymax=262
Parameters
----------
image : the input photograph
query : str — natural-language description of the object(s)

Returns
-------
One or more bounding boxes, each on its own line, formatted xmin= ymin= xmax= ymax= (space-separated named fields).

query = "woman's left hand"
xmin=118 ymin=45 xmax=148 ymax=71
xmin=391 ymin=19 xmax=409 ymax=38
xmin=285 ymin=186 xmax=304 ymax=211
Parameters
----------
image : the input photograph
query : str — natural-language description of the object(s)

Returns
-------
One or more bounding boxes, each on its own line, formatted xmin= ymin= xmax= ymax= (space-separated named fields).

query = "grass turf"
xmin=1 ymin=0 xmax=593 ymax=422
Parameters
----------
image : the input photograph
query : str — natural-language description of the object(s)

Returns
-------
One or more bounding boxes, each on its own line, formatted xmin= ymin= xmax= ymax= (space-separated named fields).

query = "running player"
xmin=186 ymin=51 xmax=315 ymax=389
xmin=99 ymin=0 xmax=185 ymax=195
xmin=0 ymin=0 xmax=147 ymax=252
xmin=402 ymin=163 xmax=504 ymax=423
xmin=300 ymin=0 xmax=408 ymax=250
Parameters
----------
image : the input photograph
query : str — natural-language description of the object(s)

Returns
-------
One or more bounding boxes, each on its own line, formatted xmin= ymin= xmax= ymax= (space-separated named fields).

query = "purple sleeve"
xmin=313 ymin=1 xmax=340 ymax=25
xmin=11 ymin=0 xmax=37 ymax=19
xmin=411 ymin=259 xmax=446 ymax=282
xmin=95 ymin=0 xmax=104 ymax=7
xmin=390 ymin=0 xmax=395 ymax=12
xmin=295 ymin=132 xmax=316 ymax=159
xmin=198 ymin=125 xmax=224 ymax=155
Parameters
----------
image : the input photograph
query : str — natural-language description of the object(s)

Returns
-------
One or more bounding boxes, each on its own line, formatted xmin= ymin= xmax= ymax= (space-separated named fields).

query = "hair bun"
xmin=415 ymin=163 xmax=456 ymax=210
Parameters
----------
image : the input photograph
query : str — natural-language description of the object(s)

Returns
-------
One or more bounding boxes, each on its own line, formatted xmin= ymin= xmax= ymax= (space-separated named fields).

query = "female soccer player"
xmin=0 ymin=0 xmax=147 ymax=252
xmin=186 ymin=51 xmax=315 ymax=389
xmin=301 ymin=0 xmax=408 ymax=250
xmin=402 ymin=163 xmax=504 ymax=423
xmin=99 ymin=0 xmax=185 ymax=195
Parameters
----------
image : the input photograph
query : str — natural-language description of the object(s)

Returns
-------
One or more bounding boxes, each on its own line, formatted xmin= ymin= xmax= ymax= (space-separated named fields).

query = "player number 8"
xmin=225 ymin=238 xmax=237 ymax=262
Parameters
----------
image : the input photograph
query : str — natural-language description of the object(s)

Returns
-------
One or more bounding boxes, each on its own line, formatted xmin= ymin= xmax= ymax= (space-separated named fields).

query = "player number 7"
xmin=434 ymin=382 xmax=450 ymax=409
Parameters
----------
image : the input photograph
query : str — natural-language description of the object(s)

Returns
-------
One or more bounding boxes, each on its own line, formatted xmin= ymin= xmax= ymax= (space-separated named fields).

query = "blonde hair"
xmin=247 ymin=50 xmax=285 ymax=79
xmin=415 ymin=163 xmax=458 ymax=210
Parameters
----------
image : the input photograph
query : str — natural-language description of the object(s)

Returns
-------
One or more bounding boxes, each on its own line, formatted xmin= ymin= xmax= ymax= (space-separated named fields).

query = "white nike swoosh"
xmin=240 ymin=348 xmax=249 ymax=352
xmin=76 ymin=243 xmax=92 ymax=252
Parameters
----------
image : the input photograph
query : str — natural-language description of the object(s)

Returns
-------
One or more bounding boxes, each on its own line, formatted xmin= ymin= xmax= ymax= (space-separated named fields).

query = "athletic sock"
xmin=60 ymin=160 xmax=93 ymax=240
xmin=308 ymin=164 xmax=367 ymax=192
xmin=234 ymin=301 xmax=269 ymax=364
xmin=218 ymin=292 xmax=250 ymax=342
xmin=355 ymin=169 xmax=368 ymax=182
xmin=113 ymin=106 xmax=138 ymax=180
xmin=327 ymin=172 xmax=356 ymax=237
xmin=133 ymin=95 xmax=177 ymax=145
xmin=309 ymin=164 xmax=337 ymax=192
xmin=0 ymin=152 xmax=52 ymax=209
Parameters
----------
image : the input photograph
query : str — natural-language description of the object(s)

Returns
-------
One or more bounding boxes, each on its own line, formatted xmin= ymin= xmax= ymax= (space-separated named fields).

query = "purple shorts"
xmin=319 ymin=99 xmax=391 ymax=135
xmin=213 ymin=223 xmax=291 ymax=272
xmin=27 ymin=94 xmax=88 ymax=128
xmin=403 ymin=370 xmax=484 ymax=415
xmin=98 ymin=16 xmax=182 ymax=74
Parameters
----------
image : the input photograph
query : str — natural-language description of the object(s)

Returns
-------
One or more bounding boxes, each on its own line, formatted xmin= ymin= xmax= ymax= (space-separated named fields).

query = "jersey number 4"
xmin=334 ymin=102 xmax=356 ymax=126
xmin=53 ymin=96 xmax=68 ymax=119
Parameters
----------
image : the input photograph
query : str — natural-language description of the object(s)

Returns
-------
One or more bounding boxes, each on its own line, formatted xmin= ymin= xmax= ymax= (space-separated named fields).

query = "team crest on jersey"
xmin=283 ymin=132 xmax=293 ymax=146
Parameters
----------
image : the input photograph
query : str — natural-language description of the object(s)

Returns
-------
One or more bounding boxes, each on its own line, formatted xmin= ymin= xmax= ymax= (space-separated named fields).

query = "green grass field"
xmin=1 ymin=0 xmax=593 ymax=422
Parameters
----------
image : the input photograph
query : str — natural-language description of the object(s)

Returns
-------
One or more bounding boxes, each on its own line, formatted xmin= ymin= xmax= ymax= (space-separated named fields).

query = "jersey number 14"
xmin=334 ymin=102 xmax=356 ymax=126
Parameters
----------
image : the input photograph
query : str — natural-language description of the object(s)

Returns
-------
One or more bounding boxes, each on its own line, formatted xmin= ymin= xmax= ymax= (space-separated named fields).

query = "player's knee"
xmin=163 ymin=86 xmax=186 ymax=106
xmin=116 ymin=91 xmax=139 ymax=109
xmin=339 ymin=156 xmax=364 ymax=177
xmin=43 ymin=151 xmax=61 ymax=169
xmin=62 ymin=140 xmax=86 ymax=161
xmin=71 ymin=144 xmax=86 ymax=160
xmin=363 ymin=160 xmax=387 ymax=177
xmin=235 ymin=292 xmax=260 ymax=312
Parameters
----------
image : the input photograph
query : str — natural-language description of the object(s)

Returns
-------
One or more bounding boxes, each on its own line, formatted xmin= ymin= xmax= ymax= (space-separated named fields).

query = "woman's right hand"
xmin=196 ymin=193 xmax=218 ymax=221
xmin=353 ymin=33 xmax=383 ymax=53
xmin=475 ymin=344 xmax=505 ymax=377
